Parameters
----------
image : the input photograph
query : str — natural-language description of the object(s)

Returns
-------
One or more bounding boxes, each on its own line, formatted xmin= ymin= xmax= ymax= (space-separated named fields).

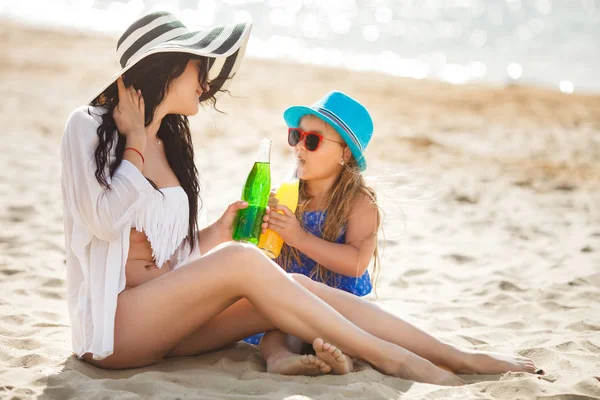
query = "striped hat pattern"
xmin=88 ymin=11 xmax=252 ymax=103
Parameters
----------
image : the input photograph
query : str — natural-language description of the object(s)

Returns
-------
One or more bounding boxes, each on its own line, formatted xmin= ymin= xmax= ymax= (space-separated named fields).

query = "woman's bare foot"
xmin=455 ymin=350 xmax=544 ymax=375
xmin=313 ymin=338 xmax=354 ymax=375
xmin=266 ymin=352 xmax=332 ymax=376
xmin=380 ymin=352 xmax=465 ymax=386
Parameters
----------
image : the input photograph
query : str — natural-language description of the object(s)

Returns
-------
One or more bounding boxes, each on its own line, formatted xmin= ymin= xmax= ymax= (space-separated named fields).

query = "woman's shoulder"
xmin=66 ymin=105 xmax=106 ymax=129
xmin=62 ymin=105 xmax=108 ymax=146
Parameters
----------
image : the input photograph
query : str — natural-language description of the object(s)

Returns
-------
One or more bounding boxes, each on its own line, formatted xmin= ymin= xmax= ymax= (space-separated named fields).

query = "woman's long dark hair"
xmin=89 ymin=52 xmax=221 ymax=253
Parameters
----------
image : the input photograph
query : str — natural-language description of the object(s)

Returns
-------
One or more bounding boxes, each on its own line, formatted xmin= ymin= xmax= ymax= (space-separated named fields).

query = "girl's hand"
xmin=113 ymin=76 xmax=146 ymax=140
xmin=216 ymin=200 xmax=248 ymax=242
xmin=264 ymin=205 xmax=306 ymax=248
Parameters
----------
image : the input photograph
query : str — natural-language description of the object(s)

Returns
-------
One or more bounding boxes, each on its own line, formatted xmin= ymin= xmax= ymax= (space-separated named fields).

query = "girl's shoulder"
xmin=351 ymin=190 xmax=377 ymax=211
xmin=346 ymin=190 xmax=379 ymax=226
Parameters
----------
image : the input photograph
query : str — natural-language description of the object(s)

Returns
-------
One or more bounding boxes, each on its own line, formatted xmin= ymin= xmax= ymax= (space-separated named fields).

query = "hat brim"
xmin=87 ymin=20 xmax=252 ymax=104
xmin=283 ymin=106 xmax=367 ymax=171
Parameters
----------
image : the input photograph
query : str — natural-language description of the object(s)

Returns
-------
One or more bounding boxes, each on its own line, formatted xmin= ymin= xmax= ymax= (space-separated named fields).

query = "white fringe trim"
xmin=133 ymin=186 xmax=189 ymax=268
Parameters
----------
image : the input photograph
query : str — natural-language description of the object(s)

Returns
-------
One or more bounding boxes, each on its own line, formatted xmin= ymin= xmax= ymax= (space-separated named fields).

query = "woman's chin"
xmin=174 ymin=103 xmax=200 ymax=116
xmin=188 ymin=104 xmax=201 ymax=116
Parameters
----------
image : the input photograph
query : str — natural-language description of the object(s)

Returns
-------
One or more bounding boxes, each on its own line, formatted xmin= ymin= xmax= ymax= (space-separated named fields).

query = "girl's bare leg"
xmin=259 ymin=330 xmax=331 ymax=376
xmin=298 ymin=277 xmax=541 ymax=375
xmin=83 ymin=243 xmax=462 ymax=385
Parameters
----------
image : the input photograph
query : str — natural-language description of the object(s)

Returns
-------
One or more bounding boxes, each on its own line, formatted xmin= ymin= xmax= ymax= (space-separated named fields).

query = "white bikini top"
xmin=131 ymin=186 xmax=189 ymax=267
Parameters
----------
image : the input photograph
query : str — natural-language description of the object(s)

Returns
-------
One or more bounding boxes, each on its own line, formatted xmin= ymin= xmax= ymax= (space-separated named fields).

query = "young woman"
xmin=60 ymin=11 xmax=543 ymax=386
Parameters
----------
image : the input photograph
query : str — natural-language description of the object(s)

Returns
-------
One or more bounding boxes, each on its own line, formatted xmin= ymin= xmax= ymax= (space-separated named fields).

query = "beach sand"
xmin=1 ymin=20 xmax=599 ymax=399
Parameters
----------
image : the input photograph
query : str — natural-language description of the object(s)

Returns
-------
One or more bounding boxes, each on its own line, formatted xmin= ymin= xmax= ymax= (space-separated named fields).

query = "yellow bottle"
xmin=258 ymin=178 xmax=300 ymax=259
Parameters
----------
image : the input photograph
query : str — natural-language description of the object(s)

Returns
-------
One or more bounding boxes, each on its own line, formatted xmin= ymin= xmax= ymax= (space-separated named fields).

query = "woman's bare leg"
xmin=298 ymin=276 xmax=540 ymax=375
xmin=166 ymin=273 xmax=538 ymax=376
xmin=84 ymin=243 xmax=462 ymax=385
xmin=166 ymin=298 xmax=273 ymax=356
xmin=259 ymin=330 xmax=331 ymax=376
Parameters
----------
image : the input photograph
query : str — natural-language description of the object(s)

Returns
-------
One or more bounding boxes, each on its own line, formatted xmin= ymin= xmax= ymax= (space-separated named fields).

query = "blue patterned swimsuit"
xmin=244 ymin=210 xmax=372 ymax=345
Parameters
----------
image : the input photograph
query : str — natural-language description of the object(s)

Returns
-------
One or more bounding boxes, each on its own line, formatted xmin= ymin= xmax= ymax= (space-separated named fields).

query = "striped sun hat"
xmin=88 ymin=11 xmax=252 ymax=104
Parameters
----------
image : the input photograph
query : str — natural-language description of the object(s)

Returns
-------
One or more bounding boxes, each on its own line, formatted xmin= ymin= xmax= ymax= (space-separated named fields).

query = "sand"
xmin=1 ymin=19 xmax=599 ymax=400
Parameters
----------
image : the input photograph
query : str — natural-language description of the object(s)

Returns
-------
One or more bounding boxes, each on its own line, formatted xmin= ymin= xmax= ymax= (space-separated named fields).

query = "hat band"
xmin=314 ymin=107 xmax=364 ymax=152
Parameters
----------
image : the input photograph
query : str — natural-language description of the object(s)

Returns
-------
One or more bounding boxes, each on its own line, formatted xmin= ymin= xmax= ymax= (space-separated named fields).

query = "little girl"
xmin=244 ymin=91 xmax=380 ymax=376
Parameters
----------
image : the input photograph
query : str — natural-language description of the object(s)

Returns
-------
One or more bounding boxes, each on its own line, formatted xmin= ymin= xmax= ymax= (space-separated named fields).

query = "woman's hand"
xmin=113 ymin=76 xmax=146 ymax=142
xmin=260 ymin=191 xmax=277 ymax=234
xmin=264 ymin=205 xmax=306 ymax=249
xmin=268 ymin=190 xmax=279 ymax=208
xmin=215 ymin=200 xmax=248 ymax=242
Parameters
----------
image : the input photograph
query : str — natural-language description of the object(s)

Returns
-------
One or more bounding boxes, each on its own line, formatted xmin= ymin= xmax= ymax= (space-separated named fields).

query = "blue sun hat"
xmin=283 ymin=91 xmax=374 ymax=171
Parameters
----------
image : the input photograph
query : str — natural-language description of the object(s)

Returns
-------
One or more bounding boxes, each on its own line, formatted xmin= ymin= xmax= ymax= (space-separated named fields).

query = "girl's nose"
xmin=296 ymin=134 xmax=307 ymax=151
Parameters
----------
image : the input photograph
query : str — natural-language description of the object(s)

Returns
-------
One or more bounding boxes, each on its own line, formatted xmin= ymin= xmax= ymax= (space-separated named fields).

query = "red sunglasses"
xmin=288 ymin=128 xmax=345 ymax=152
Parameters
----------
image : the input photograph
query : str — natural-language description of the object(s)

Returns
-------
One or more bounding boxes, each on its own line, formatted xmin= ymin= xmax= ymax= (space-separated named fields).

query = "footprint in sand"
xmin=313 ymin=338 xmax=354 ymax=375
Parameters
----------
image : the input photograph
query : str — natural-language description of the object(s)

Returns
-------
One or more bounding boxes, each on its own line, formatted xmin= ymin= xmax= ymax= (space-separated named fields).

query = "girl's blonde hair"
xmin=279 ymin=119 xmax=382 ymax=291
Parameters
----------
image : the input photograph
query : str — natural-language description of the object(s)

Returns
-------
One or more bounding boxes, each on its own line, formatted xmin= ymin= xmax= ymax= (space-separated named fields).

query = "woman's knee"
xmin=218 ymin=242 xmax=279 ymax=276
xmin=217 ymin=242 xmax=256 ymax=264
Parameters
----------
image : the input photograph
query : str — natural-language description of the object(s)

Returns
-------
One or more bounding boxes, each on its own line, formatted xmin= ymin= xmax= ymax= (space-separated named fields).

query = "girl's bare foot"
xmin=266 ymin=352 xmax=331 ymax=376
xmin=455 ymin=350 xmax=544 ymax=375
xmin=313 ymin=338 xmax=354 ymax=375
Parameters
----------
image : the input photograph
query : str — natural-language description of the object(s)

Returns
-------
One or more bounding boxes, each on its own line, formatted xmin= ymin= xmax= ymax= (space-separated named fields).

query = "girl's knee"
xmin=290 ymin=273 xmax=317 ymax=291
xmin=291 ymin=274 xmax=331 ymax=298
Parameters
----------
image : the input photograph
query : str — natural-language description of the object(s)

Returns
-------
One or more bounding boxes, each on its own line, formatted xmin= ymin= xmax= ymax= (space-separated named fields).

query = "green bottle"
xmin=233 ymin=139 xmax=272 ymax=244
